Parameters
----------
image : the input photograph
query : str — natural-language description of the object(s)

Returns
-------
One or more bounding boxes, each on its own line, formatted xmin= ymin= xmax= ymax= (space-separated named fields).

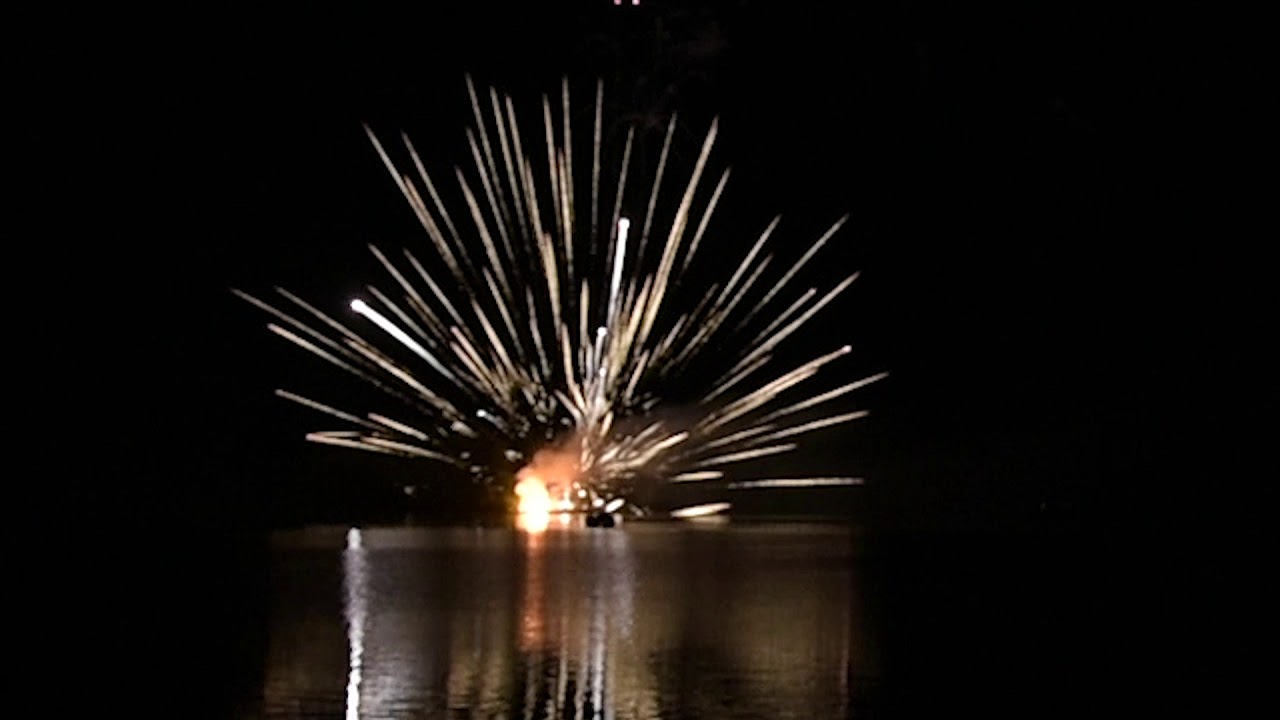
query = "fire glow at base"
xmin=514 ymin=442 xmax=634 ymax=530
xmin=514 ymin=445 xmax=578 ymax=518
xmin=236 ymin=77 xmax=886 ymax=520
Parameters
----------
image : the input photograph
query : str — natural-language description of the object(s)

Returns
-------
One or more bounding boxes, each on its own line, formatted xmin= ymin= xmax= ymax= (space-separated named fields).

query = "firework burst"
xmin=235 ymin=77 xmax=886 ymax=518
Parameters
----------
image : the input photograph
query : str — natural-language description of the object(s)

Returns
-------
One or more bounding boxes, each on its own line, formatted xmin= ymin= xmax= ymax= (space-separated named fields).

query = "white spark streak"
xmin=350 ymin=298 xmax=455 ymax=381
xmin=727 ymin=477 xmax=865 ymax=489
xmin=693 ymin=443 xmax=797 ymax=468
xmin=670 ymin=502 xmax=732 ymax=518
xmin=670 ymin=471 xmax=725 ymax=483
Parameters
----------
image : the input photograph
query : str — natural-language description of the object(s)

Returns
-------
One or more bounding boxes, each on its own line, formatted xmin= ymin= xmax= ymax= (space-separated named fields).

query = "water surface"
xmin=254 ymin=521 xmax=875 ymax=719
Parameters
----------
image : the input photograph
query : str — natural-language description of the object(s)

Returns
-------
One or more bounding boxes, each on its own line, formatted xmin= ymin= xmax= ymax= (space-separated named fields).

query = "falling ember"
xmin=235 ymin=76 xmax=887 ymax=517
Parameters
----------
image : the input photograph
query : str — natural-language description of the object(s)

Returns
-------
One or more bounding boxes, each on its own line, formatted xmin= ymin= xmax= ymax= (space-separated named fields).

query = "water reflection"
xmin=260 ymin=522 xmax=871 ymax=719
xmin=343 ymin=528 xmax=366 ymax=720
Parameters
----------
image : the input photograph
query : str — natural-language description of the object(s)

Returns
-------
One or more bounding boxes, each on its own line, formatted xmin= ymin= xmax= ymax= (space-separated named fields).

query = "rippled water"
xmin=251 ymin=521 xmax=875 ymax=719
xmin=56 ymin=513 xmax=1211 ymax=717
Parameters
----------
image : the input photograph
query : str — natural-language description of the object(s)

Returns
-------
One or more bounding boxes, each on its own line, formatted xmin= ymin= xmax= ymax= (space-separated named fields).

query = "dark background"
xmin=9 ymin=1 xmax=1269 ymax=531
xmin=6 ymin=3 xmax=1271 ymax=716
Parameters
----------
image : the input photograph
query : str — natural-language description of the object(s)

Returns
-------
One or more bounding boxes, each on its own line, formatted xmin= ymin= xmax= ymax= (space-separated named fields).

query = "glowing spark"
xmin=670 ymin=502 xmax=732 ymax=519
xmin=670 ymin=471 xmax=725 ymax=483
xmin=692 ymin=443 xmax=797 ymax=468
xmin=367 ymin=412 xmax=430 ymax=441
xmin=351 ymin=298 xmax=455 ymax=381
xmin=727 ymin=477 xmax=865 ymax=489
xmin=305 ymin=432 xmax=402 ymax=457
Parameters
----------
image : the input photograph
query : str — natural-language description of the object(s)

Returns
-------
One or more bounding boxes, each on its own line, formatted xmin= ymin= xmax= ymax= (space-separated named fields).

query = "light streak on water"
xmin=343 ymin=528 xmax=367 ymax=720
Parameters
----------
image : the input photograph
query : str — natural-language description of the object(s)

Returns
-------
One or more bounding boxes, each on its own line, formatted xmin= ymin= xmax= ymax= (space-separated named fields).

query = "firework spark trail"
xmin=236 ymin=77 xmax=886 ymax=512
xmin=727 ymin=477 xmax=865 ymax=489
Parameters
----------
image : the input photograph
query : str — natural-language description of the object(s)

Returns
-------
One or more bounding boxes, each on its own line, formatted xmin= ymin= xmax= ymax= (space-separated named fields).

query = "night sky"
xmin=9 ymin=2 xmax=1268 ymax=531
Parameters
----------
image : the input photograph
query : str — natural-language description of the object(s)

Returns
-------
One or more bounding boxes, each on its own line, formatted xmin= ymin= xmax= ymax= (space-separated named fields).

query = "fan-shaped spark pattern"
xmin=236 ymin=78 xmax=886 ymax=515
